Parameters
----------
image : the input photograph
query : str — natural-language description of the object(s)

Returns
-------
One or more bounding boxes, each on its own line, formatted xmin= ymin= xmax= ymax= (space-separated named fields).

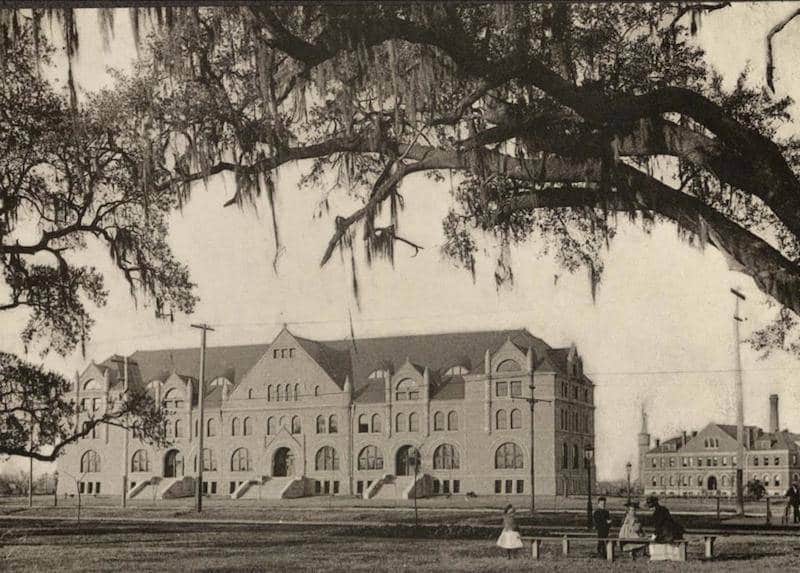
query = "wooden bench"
xmin=522 ymin=534 xmax=717 ymax=563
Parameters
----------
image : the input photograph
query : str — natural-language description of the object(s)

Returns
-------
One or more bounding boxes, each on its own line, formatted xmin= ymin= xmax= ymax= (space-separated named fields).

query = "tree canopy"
xmin=2 ymin=5 xmax=800 ymax=357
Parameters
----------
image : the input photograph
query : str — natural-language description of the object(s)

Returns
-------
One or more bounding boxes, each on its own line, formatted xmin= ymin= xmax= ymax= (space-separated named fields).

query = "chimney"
xmin=682 ymin=431 xmax=687 ymax=446
xmin=770 ymin=394 xmax=779 ymax=434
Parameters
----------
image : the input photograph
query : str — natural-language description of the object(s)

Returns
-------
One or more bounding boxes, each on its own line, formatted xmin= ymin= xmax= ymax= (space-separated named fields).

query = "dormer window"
xmin=83 ymin=379 xmax=102 ymax=391
xmin=496 ymin=359 xmax=521 ymax=373
xmin=445 ymin=365 xmax=469 ymax=376
xmin=368 ymin=369 xmax=391 ymax=379
xmin=162 ymin=388 xmax=184 ymax=411
xmin=395 ymin=379 xmax=419 ymax=401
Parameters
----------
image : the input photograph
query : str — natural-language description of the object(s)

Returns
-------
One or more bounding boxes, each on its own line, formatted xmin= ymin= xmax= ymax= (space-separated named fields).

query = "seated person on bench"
xmin=645 ymin=495 xmax=685 ymax=542
xmin=618 ymin=501 xmax=648 ymax=558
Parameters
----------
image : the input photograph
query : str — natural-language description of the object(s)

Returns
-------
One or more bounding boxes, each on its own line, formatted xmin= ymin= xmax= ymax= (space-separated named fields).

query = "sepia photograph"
xmin=2 ymin=2 xmax=800 ymax=570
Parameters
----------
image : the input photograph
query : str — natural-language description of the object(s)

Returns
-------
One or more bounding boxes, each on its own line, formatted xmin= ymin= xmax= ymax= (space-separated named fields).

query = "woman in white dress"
xmin=496 ymin=504 xmax=523 ymax=558
xmin=618 ymin=501 xmax=648 ymax=559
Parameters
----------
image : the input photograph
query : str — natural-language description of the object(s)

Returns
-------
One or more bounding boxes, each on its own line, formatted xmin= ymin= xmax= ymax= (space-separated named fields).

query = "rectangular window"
xmin=211 ymin=482 xmax=217 ymax=495
xmin=775 ymin=457 xmax=781 ymax=466
xmin=764 ymin=457 xmax=770 ymax=466
xmin=505 ymin=479 xmax=513 ymax=494
xmin=79 ymin=482 xmax=85 ymax=494
xmin=323 ymin=481 xmax=331 ymax=495
xmin=443 ymin=480 xmax=450 ymax=494
xmin=682 ymin=457 xmax=687 ymax=467
xmin=698 ymin=458 xmax=703 ymax=467
xmin=516 ymin=480 xmax=524 ymax=494
xmin=495 ymin=480 xmax=502 ymax=494
xmin=273 ymin=349 xmax=279 ymax=358
xmin=229 ymin=481 xmax=236 ymax=494
xmin=722 ymin=457 xmax=728 ymax=466
xmin=651 ymin=458 xmax=656 ymax=468
xmin=202 ymin=481 xmax=208 ymax=494
xmin=510 ymin=381 xmax=522 ymax=397
xmin=87 ymin=482 xmax=93 ymax=494
xmin=358 ymin=420 xmax=369 ymax=433
xmin=754 ymin=457 xmax=759 ymax=466
xmin=453 ymin=480 xmax=460 ymax=494
xmin=733 ymin=456 xmax=738 ymax=467
xmin=713 ymin=457 xmax=718 ymax=467
xmin=496 ymin=381 xmax=508 ymax=397
xmin=315 ymin=481 xmax=322 ymax=495
xmin=333 ymin=481 xmax=340 ymax=495
xmin=95 ymin=482 xmax=100 ymax=494
xmin=357 ymin=481 xmax=364 ymax=495
xmin=433 ymin=480 xmax=440 ymax=494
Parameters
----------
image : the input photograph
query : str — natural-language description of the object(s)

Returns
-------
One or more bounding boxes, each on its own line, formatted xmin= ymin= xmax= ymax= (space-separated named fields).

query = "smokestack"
xmin=682 ymin=431 xmax=687 ymax=446
xmin=655 ymin=438 xmax=660 ymax=447
xmin=770 ymin=394 xmax=779 ymax=434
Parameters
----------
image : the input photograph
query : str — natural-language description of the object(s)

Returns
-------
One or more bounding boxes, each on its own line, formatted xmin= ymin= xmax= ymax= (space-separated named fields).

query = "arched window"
xmin=248 ymin=388 xmax=254 ymax=399
xmin=317 ymin=415 xmax=327 ymax=434
xmin=243 ymin=417 xmax=252 ymax=436
xmin=510 ymin=409 xmax=521 ymax=429
xmin=396 ymin=413 xmax=407 ymax=432
xmin=165 ymin=420 xmax=174 ymax=438
xmin=266 ymin=417 xmax=275 ymax=435
xmin=194 ymin=448 xmax=216 ymax=471
xmin=433 ymin=444 xmax=460 ymax=470
xmin=409 ymin=412 xmax=419 ymax=432
xmin=368 ymin=368 xmax=391 ymax=379
xmin=81 ymin=450 xmax=101 ymax=473
xmin=495 ymin=443 xmax=523 ymax=469
xmin=497 ymin=359 xmax=522 ymax=372
xmin=496 ymin=410 xmax=508 ymax=430
xmin=370 ymin=413 xmax=381 ymax=433
xmin=174 ymin=419 xmax=183 ymax=438
xmin=358 ymin=446 xmax=384 ymax=470
xmin=358 ymin=413 xmax=369 ymax=433
xmin=231 ymin=417 xmax=240 ymax=436
xmin=131 ymin=449 xmax=149 ymax=472
xmin=433 ymin=411 xmax=445 ymax=431
xmin=329 ymin=414 xmax=338 ymax=434
xmin=207 ymin=418 xmax=217 ymax=437
xmin=279 ymin=415 xmax=286 ymax=428
xmin=267 ymin=385 xmax=273 ymax=401
xmin=448 ymin=411 xmax=459 ymax=431
xmin=721 ymin=476 xmax=728 ymax=487
xmin=276 ymin=385 xmax=283 ymax=402
xmin=231 ymin=448 xmax=251 ymax=472
xmin=562 ymin=443 xmax=569 ymax=469
xmin=162 ymin=388 xmax=184 ymax=410
xmin=83 ymin=379 xmax=102 ymax=391
xmin=572 ymin=444 xmax=579 ymax=469
xmin=315 ymin=446 xmax=340 ymax=471
xmin=314 ymin=386 xmax=319 ymax=397
xmin=669 ymin=475 xmax=674 ymax=486
xmin=294 ymin=383 xmax=300 ymax=400
xmin=291 ymin=415 xmax=301 ymax=434
xmin=195 ymin=420 xmax=199 ymax=437
xmin=395 ymin=379 xmax=419 ymax=401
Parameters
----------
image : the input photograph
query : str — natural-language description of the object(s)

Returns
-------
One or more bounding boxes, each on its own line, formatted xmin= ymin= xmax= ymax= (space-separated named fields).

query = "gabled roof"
xmin=127 ymin=344 xmax=267 ymax=389
xmin=648 ymin=436 xmax=685 ymax=453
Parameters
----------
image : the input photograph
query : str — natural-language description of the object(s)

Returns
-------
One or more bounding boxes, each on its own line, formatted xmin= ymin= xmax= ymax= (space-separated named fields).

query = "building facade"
xmin=58 ymin=328 xmax=596 ymax=499
xmin=639 ymin=394 xmax=800 ymax=497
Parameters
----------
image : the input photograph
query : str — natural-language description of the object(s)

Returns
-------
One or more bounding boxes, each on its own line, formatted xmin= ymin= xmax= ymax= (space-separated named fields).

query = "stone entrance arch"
xmin=273 ymin=447 xmax=294 ymax=477
xmin=395 ymin=445 xmax=419 ymax=476
xmin=707 ymin=475 xmax=718 ymax=491
xmin=164 ymin=449 xmax=184 ymax=478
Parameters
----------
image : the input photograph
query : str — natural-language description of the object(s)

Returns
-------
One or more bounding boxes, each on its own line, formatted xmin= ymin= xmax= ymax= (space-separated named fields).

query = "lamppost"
xmin=53 ymin=470 xmax=58 ymax=507
xmin=626 ymin=461 xmax=632 ymax=504
xmin=585 ymin=445 xmax=594 ymax=530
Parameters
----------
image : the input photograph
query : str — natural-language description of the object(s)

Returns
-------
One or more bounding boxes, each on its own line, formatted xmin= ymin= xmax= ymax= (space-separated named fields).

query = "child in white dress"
xmin=496 ymin=504 xmax=523 ymax=558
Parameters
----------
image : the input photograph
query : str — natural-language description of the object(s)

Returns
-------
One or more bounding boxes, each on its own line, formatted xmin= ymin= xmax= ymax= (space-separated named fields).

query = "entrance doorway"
xmin=707 ymin=476 xmax=718 ymax=491
xmin=273 ymin=447 xmax=294 ymax=477
xmin=395 ymin=445 xmax=419 ymax=476
xmin=164 ymin=449 xmax=184 ymax=477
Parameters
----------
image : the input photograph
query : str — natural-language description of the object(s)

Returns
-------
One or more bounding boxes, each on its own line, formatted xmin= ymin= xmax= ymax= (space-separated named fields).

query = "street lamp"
xmin=584 ymin=445 xmax=594 ymax=530
xmin=626 ymin=461 xmax=633 ymax=504
xmin=53 ymin=470 xmax=59 ymax=507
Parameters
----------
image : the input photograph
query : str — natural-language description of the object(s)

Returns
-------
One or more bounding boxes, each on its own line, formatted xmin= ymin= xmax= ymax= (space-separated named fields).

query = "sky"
xmin=2 ymin=4 xmax=800 ymax=481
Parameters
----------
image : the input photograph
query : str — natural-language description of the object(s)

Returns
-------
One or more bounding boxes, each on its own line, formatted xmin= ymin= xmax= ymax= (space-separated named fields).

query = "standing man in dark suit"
xmin=593 ymin=496 xmax=612 ymax=558
xmin=785 ymin=482 xmax=800 ymax=523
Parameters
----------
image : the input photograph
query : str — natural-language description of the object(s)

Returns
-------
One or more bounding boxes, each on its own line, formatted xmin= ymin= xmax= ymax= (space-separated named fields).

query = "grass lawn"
xmin=1 ymin=520 xmax=799 ymax=572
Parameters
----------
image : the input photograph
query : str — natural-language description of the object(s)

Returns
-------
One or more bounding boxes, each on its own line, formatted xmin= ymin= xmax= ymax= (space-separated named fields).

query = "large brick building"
xmin=639 ymin=395 xmax=800 ymax=497
xmin=58 ymin=327 xmax=596 ymax=500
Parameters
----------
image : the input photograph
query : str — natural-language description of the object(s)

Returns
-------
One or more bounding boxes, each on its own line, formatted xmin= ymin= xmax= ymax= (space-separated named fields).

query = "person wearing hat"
xmin=618 ymin=501 xmax=647 ymax=559
xmin=496 ymin=504 xmax=523 ymax=559
xmin=784 ymin=481 xmax=800 ymax=523
xmin=592 ymin=496 xmax=612 ymax=558
xmin=645 ymin=495 xmax=684 ymax=543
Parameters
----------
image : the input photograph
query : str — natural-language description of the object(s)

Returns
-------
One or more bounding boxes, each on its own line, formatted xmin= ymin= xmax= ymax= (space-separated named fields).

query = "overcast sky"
xmin=2 ymin=4 xmax=800 ymax=481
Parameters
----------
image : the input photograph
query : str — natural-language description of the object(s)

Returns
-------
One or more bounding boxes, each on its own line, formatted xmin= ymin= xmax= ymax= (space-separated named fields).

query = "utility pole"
xmin=28 ymin=413 xmax=34 ymax=507
xmin=111 ymin=356 xmax=130 ymax=508
xmin=731 ymin=288 xmax=746 ymax=516
xmin=513 ymin=384 xmax=551 ymax=515
xmin=191 ymin=323 xmax=214 ymax=513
